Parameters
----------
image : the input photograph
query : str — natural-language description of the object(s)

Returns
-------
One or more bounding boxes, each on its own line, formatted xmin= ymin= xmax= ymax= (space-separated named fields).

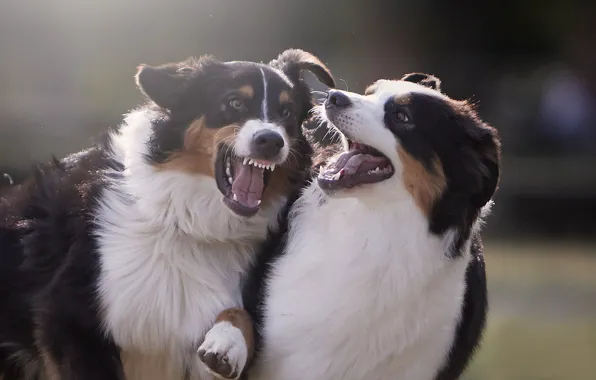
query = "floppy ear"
xmin=401 ymin=72 xmax=441 ymax=91
xmin=469 ymin=124 xmax=501 ymax=209
xmin=270 ymin=49 xmax=335 ymax=88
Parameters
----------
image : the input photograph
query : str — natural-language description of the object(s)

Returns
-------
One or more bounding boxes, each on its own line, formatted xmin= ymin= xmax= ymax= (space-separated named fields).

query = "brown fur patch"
xmin=279 ymin=91 xmax=290 ymax=103
xmin=261 ymin=145 xmax=307 ymax=202
xmin=34 ymin=326 xmax=60 ymax=380
xmin=155 ymin=117 xmax=238 ymax=176
xmin=364 ymin=84 xmax=377 ymax=95
xmin=214 ymin=308 xmax=255 ymax=360
xmin=238 ymin=85 xmax=255 ymax=99
xmin=397 ymin=147 xmax=447 ymax=216
xmin=39 ymin=346 xmax=60 ymax=380
xmin=394 ymin=94 xmax=412 ymax=105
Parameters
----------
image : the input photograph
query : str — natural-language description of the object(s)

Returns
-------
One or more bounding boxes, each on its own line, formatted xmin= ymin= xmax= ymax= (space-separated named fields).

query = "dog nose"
xmin=252 ymin=130 xmax=284 ymax=159
xmin=326 ymin=90 xmax=352 ymax=109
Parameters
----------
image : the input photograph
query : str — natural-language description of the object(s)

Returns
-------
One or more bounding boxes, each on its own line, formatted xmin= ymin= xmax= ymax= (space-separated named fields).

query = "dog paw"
xmin=198 ymin=321 xmax=248 ymax=379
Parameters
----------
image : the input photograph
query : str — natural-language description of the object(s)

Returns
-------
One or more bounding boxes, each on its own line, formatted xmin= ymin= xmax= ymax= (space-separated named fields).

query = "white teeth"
xmin=233 ymin=193 xmax=238 ymax=201
xmin=240 ymin=158 xmax=276 ymax=171
xmin=257 ymin=200 xmax=261 ymax=206
xmin=225 ymin=167 xmax=231 ymax=177
xmin=228 ymin=176 xmax=233 ymax=185
xmin=333 ymin=171 xmax=342 ymax=180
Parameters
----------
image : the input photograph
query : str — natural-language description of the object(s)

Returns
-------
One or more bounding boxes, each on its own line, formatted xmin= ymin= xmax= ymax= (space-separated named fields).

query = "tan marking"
xmin=155 ymin=117 xmax=238 ymax=177
xmin=39 ymin=347 xmax=60 ymax=380
xmin=279 ymin=91 xmax=290 ymax=103
xmin=34 ymin=326 xmax=60 ymax=380
xmin=214 ymin=308 xmax=255 ymax=361
xmin=394 ymin=94 xmax=412 ymax=105
xmin=261 ymin=145 xmax=309 ymax=203
xmin=121 ymin=350 xmax=186 ymax=380
xmin=238 ymin=85 xmax=254 ymax=98
xmin=397 ymin=147 xmax=447 ymax=216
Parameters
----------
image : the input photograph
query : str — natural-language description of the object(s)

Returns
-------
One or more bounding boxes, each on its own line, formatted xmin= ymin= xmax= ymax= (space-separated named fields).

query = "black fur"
xmin=0 ymin=49 xmax=335 ymax=380
xmin=383 ymin=73 xmax=500 ymax=257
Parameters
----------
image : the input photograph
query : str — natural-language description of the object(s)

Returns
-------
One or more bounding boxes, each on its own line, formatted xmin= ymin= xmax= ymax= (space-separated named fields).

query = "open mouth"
xmin=215 ymin=144 xmax=275 ymax=217
xmin=317 ymin=139 xmax=394 ymax=191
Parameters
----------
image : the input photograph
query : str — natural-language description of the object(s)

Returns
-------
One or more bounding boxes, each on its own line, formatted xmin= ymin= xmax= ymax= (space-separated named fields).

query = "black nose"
xmin=326 ymin=90 xmax=352 ymax=109
xmin=252 ymin=130 xmax=285 ymax=159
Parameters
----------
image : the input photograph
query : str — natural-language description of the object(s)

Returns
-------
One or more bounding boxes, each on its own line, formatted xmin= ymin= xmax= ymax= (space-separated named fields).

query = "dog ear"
xmin=135 ymin=64 xmax=188 ymax=109
xmin=468 ymin=123 xmax=501 ymax=209
xmin=135 ymin=56 xmax=219 ymax=110
xmin=270 ymin=49 xmax=335 ymax=88
xmin=401 ymin=73 xmax=441 ymax=91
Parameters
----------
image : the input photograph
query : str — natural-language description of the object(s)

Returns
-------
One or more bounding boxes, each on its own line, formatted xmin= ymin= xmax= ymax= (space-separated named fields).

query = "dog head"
xmin=131 ymin=49 xmax=334 ymax=220
xmin=316 ymin=73 xmax=500 ymax=250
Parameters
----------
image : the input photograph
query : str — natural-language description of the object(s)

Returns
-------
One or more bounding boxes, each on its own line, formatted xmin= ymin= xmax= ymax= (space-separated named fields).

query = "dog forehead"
xmin=224 ymin=62 xmax=293 ymax=90
xmin=372 ymin=80 xmax=448 ymax=105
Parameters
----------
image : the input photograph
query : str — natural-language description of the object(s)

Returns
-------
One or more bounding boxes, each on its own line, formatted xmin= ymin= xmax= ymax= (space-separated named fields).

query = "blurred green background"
xmin=1 ymin=1 xmax=595 ymax=379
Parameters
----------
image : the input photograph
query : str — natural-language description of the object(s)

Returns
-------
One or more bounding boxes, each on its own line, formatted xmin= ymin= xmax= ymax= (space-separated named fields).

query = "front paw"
xmin=198 ymin=321 xmax=248 ymax=379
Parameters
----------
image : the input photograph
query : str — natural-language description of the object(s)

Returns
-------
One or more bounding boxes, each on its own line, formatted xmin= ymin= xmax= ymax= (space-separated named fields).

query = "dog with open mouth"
xmin=203 ymin=73 xmax=501 ymax=380
xmin=0 ymin=49 xmax=334 ymax=380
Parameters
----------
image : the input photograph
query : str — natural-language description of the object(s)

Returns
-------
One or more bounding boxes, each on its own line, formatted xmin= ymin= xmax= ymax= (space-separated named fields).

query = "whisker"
xmin=339 ymin=79 xmax=349 ymax=91
xmin=3 ymin=173 xmax=13 ymax=186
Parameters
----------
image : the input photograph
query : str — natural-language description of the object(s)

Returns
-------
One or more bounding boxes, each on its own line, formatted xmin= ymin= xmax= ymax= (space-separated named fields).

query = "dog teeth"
xmin=233 ymin=193 xmax=238 ymax=202
xmin=240 ymin=158 xmax=276 ymax=171
xmin=332 ymin=169 xmax=344 ymax=180
xmin=225 ymin=167 xmax=231 ymax=177
xmin=228 ymin=176 xmax=233 ymax=185
xmin=257 ymin=200 xmax=261 ymax=206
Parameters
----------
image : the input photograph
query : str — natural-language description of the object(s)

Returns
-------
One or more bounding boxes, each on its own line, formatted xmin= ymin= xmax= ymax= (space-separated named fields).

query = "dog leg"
xmin=198 ymin=308 xmax=254 ymax=380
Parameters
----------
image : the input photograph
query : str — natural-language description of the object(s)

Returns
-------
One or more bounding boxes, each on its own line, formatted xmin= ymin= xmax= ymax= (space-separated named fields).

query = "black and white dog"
xmin=204 ymin=73 xmax=500 ymax=380
xmin=0 ymin=49 xmax=334 ymax=380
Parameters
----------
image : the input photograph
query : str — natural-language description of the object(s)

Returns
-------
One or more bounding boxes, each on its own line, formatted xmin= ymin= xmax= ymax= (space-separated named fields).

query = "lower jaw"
xmin=223 ymin=196 xmax=261 ymax=217
xmin=317 ymin=173 xmax=393 ymax=192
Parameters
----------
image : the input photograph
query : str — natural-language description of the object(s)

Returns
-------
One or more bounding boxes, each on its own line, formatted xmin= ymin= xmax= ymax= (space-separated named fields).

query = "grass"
xmin=462 ymin=242 xmax=596 ymax=380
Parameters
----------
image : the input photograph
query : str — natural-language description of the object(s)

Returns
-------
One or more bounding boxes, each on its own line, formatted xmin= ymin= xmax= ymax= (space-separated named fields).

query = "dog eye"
xmin=228 ymin=98 xmax=245 ymax=111
xmin=396 ymin=111 xmax=410 ymax=123
xmin=281 ymin=106 xmax=292 ymax=119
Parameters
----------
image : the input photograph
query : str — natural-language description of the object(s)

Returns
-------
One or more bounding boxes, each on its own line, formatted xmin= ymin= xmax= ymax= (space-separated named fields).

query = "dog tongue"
xmin=232 ymin=159 xmax=264 ymax=209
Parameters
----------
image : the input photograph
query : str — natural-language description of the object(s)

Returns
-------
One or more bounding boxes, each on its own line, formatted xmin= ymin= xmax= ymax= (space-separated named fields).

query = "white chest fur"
xmin=98 ymin=206 xmax=256 ymax=380
xmin=251 ymin=183 xmax=470 ymax=380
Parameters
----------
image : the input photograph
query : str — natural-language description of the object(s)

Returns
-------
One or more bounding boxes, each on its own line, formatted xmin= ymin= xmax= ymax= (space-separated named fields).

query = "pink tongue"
xmin=231 ymin=161 xmax=264 ymax=208
xmin=343 ymin=154 xmax=388 ymax=175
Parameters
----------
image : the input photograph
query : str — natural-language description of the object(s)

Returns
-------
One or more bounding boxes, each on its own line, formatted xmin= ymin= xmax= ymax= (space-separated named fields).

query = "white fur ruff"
xmin=249 ymin=179 xmax=471 ymax=380
xmin=95 ymin=109 xmax=286 ymax=380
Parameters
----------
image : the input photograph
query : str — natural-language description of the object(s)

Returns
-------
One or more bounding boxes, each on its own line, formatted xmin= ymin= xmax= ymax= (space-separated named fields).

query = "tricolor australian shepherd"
xmin=202 ymin=73 xmax=501 ymax=380
xmin=0 ymin=49 xmax=334 ymax=380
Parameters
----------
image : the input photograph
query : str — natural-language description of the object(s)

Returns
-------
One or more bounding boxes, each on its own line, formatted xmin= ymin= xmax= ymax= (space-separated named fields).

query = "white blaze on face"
xmin=260 ymin=68 xmax=269 ymax=122
xmin=324 ymin=81 xmax=448 ymax=169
